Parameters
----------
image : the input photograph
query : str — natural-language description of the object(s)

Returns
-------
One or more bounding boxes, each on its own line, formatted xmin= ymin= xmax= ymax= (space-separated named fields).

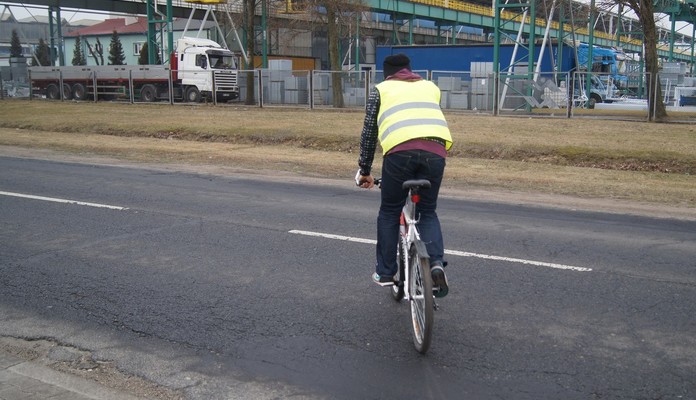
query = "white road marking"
xmin=0 ymin=191 xmax=129 ymax=211
xmin=288 ymin=229 xmax=592 ymax=272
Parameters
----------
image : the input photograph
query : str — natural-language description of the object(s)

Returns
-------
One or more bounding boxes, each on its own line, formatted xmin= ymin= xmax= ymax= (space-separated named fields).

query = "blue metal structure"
xmin=377 ymin=43 xmax=574 ymax=74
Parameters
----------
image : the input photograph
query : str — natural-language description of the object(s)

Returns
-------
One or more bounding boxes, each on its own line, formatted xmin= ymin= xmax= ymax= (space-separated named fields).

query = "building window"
xmin=133 ymin=42 xmax=144 ymax=56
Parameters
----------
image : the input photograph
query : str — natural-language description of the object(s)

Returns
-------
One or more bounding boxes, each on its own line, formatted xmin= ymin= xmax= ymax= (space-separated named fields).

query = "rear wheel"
xmin=409 ymin=242 xmax=433 ymax=354
xmin=62 ymin=84 xmax=72 ymax=100
xmin=140 ymin=84 xmax=158 ymax=102
xmin=72 ymin=83 xmax=90 ymax=101
xmin=46 ymin=83 xmax=60 ymax=100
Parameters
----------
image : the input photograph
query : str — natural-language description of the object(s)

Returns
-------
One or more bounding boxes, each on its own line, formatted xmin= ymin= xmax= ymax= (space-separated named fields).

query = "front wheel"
xmin=588 ymin=94 xmax=601 ymax=109
xmin=409 ymin=242 xmax=433 ymax=354
xmin=185 ymin=86 xmax=201 ymax=103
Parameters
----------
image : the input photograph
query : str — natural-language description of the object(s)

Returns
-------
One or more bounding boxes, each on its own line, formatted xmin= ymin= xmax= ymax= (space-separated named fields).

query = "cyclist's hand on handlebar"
xmin=355 ymin=170 xmax=375 ymax=189
xmin=358 ymin=174 xmax=374 ymax=189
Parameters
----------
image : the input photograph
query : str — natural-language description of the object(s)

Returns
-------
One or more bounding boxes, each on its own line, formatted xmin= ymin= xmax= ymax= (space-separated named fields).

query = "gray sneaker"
xmin=430 ymin=262 xmax=449 ymax=298
xmin=372 ymin=272 xmax=396 ymax=287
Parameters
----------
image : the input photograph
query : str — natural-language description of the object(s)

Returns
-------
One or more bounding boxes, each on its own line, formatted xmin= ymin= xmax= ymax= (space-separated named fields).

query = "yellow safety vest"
xmin=376 ymin=80 xmax=453 ymax=155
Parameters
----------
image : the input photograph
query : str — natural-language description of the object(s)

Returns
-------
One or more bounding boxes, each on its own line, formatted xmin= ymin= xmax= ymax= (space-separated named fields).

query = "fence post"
xmin=364 ymin=69 xmax=370 ymax=110
xmin=566 ymin=72 xmax=573 ymax=118
xmin=26 ymin=69 xmax=31 ymax=100
xmin=210 ymin=70 xmax=216 ymax=106
xmin=129 ymin=69 xmax=134 ymax=104
xmin=305 ymin=70 xmax=311 ymax=108
xmin=169 ymin=68 xmax=174 ymax=105
xmin=650 ymin=72 xmax=657 ymax=122
xmin=309 ymin=71 xmax=314 ymax=110
xmin=257 ymin=70 xmax=263 ymax=108
xmin=92 ymin=70 xmax=98 ymax=102
xmin=59 ymin=70 xmax=64 ymax=101
xmin=493 ymin=72 xmax=500 ymax=116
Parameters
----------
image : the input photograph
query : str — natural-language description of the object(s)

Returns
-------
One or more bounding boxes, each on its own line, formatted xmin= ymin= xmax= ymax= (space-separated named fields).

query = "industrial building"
xmin=1 ymin=0 xmax=694 ymax=113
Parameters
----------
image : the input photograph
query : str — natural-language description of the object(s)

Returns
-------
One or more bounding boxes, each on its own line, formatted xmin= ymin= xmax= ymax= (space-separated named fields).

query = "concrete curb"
xmin=0 ymin=352 xmax=141 ymax=400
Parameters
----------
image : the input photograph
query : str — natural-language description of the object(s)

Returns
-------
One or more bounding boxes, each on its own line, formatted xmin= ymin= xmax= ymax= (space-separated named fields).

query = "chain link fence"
xmin=7 ymin=64 xmax=695 ymax=121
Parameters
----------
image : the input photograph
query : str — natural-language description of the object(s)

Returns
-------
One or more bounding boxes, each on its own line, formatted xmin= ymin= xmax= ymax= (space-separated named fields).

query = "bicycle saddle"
xmin=402 ymin=179 xmax=431 ymax=190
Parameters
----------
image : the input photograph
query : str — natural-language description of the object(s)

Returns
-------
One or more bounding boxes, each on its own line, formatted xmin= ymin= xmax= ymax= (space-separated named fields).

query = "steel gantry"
xmin=363 ymin=0 xmax=693 ymax=61
xmin=145 ymin=0 xmax=173 ymax=65
xmin=654 ymin=0 xmax=696 ymax=69
xmin=4 ymin=0 xmax=695 ymax=67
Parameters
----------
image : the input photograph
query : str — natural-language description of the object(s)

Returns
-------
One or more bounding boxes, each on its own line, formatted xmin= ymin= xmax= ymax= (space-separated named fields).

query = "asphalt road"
xmin=1 ymin=155 xmax=695 ymax=399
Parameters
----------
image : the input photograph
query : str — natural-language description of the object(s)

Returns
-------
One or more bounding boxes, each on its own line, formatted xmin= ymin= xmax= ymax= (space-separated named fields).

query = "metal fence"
xmin=8 ymin=67 xmax=696 ymax=121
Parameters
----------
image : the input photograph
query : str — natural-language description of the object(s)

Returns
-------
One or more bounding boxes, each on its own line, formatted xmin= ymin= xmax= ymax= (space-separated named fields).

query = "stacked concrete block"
xmin=437 ymin=76 xmax=462 ymax=92
xmin=470 ymin=62 xmax=493 ymax=110
xmin=284 ymin=76 xmax=309 ymax=105
xmin=312 ymin=74 xmax=330 ymax=105
xmin=449 ymin=92 xmax=469 ymax=109
xmin=471 ymin=77 xmax=492 ymax=110
xmin=263 ymin=61 xmax=293 ymax=104
xmin=660 ymin=62 xmax=687 ymax=102
xmin=343 ymin=87 xmax=366 ymax=106
xmin=437 ymin=76 xmax=472 ymax=110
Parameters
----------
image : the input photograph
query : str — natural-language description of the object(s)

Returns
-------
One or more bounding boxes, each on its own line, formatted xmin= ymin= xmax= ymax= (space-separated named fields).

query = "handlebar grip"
xmin=355 ymin=169 xmax=381 ymax=188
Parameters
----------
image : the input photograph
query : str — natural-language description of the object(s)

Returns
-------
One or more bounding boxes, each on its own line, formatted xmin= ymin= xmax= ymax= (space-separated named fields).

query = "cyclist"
xmin=356 ymin=53 xmax=452 ymax=298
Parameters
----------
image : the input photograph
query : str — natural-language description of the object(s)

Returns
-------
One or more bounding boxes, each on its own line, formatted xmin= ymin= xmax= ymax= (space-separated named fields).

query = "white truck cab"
xmin=175 ymin=37 xmax=239 ymax=102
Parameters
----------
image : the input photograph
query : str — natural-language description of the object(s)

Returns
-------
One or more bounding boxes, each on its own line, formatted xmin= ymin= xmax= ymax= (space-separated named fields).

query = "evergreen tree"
xmin=108 ymin=30 xmax=126 ymax=65
xmin=138 ymin=42 xmax=161 ymax=65
xmin=32 ymin=38 xmax=51 ymax=66
xmin=72 ymin=36 xmax=87 ymax=66
xmin=10 ymin=29 xmax=23 ymax=58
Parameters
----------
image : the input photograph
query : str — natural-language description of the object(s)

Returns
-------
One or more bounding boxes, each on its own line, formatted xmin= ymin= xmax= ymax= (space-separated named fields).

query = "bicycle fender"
xmin=413 ymin=239 xmax=430 ymax=260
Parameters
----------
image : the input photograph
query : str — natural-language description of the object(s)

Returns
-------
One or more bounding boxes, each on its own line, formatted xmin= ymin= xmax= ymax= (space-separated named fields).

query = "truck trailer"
xmin=29 ymin=37 xmax=239 ymax=103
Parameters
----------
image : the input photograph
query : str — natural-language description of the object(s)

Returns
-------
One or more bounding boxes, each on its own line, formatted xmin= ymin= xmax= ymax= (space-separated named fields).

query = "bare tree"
xmin=599 ymin=0 xmax=667 ymax=120
xmin=303 ymin=0 xmax=366 ymax=107
xmin=244 ymin=0 xmax=257 ymax=105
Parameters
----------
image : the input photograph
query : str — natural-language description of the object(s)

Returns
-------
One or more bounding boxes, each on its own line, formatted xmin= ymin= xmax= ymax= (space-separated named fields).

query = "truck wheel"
xmin=72 ymin=83 xmax=90 ymax=101
xmin=185 ymin=86 xmax=201 ymax=103
xmin=588 ymin=94 xmax=601 ymax=109
xmin=140 ymin=85 xmax=158 ymax=102
xmin=46 ymin=84 xmax=60 ymax=100
xmin=62 ymin=84 xmax=73 ymax=100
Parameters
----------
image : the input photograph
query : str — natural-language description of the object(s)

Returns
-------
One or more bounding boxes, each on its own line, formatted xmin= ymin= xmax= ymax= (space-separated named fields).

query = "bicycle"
xmin=356 ymin=172 xmax=436 ymax=354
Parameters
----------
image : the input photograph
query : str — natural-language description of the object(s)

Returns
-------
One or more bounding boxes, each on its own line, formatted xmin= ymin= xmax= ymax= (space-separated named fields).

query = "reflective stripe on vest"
xmin=376 ymin=80 xmax=452 ymax=154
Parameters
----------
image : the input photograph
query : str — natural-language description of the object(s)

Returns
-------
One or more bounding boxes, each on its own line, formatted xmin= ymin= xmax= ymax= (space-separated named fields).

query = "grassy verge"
xmin=1 ymin=100 xmax=694 ymax=210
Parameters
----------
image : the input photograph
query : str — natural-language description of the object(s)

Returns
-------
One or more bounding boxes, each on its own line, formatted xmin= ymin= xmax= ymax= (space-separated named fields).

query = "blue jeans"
xmin=376 ymin=150 xmax=446 ymax=278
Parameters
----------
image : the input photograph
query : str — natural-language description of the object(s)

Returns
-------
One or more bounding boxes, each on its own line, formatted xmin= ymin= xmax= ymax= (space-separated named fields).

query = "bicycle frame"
xmin=399 ymin=190 xmax=425 ymax=302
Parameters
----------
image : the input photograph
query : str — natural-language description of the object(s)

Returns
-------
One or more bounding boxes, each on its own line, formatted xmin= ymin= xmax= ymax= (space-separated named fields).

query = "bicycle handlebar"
xmin=355 ymin=169 xmax=381 ymax=187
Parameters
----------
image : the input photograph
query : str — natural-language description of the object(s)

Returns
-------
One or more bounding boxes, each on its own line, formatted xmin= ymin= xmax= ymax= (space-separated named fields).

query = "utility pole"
xmin=585 ymin=0 xmax=595 ymax=108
